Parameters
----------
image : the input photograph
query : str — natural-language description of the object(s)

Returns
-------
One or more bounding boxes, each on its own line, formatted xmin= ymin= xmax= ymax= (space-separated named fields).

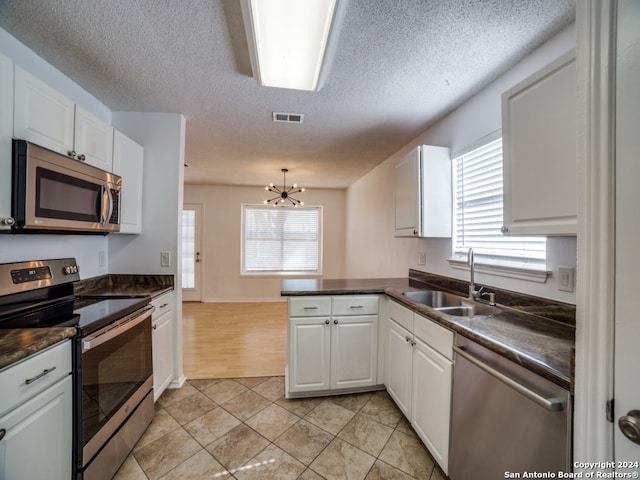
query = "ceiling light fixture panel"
xmin=241 ymin=0 xmax=346 ymax=92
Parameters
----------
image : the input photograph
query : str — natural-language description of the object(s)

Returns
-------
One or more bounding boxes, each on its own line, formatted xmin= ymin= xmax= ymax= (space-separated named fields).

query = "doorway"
xmin=182 ymin=204 xmax=202 ymax=301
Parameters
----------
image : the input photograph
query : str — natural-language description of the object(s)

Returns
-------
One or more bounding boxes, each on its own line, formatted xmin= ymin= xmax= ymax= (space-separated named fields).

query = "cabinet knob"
xmin=500 ymin=225 xmax=509 ymax=234
xmin=405 ymin=335 xmax=411 ymax=343
xmin=1 ymin=217 xmax=15 ymax=226
xmin=67 ymin=150 xmax=77 ymax=158
xmin=325 ymin=319 xmax=330 ymax=325
xmin=413 ymin=230 xmax=418 ymax=236
xmin=77 ymin=153 xmax=86 ymax=161
xmin=152 ymin=324 xmax=157 ymax=330
xmin=333 ymin=319 xmax=338 ymax=324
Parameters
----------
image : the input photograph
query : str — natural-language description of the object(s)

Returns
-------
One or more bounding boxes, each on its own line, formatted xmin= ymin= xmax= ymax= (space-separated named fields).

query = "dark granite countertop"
xmin=0 ymin=328 xmax=76 ymax=371
xmin=74 ymin=274 xmax=174 ymax=298
xmin=281 ymin=272 xmax=575 ymax=390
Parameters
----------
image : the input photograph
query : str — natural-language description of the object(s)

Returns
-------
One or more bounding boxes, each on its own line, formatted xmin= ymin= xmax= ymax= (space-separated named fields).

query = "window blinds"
xmin=453 ymin=138 xmax=546 ymax=270
xmin=243 ymin=205 xmax=322 ymax=274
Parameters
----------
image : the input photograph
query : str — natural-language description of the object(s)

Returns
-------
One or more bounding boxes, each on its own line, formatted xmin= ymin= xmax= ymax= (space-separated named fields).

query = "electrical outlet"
xmin=160 ymin=251 xmax=171 ymax=267
xmin=98 ymin=250 xmax=106 ymax=267
xmin=417 ymin=251 xmax=427 ymax=266
xmin=557 ymin=266 xmax=574 ymax=293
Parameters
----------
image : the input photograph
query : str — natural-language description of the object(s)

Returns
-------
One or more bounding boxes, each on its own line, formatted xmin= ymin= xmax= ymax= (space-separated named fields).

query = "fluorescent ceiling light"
xmin=241 ymin=0 xmax=345 ymax=91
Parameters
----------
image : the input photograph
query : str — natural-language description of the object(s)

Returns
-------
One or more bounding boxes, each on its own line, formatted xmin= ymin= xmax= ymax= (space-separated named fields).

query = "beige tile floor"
xmin=113 ymin=377 xmax=447 ymax=480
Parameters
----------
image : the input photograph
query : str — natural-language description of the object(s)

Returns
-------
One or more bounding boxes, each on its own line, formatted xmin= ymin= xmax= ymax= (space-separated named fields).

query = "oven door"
xmin=80 ymin=305 xmax=154 ymax=468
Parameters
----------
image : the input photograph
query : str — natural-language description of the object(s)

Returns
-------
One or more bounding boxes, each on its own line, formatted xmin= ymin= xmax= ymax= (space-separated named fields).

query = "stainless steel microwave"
xmin=11 ymin=139 xmax=121 ymax=233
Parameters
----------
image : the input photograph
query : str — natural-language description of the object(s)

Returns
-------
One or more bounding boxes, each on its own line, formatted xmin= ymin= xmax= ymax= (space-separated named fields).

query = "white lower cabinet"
xmin=412 ymin=337 xmax=452 ymax=472
xmin=0 ymin=341 xmax=73 ymax=480
xmin=386 ymin=319 xmax=413 ymax=416
xmin=289 ymin=316 xmax=332 ymax=392
xmin=151 ymin=292 xmax=175 ymax=401
xmin=287 ymin=295 xmax=379 ymax=396
xmin=385 ymin=301 xmax=453 ymax=474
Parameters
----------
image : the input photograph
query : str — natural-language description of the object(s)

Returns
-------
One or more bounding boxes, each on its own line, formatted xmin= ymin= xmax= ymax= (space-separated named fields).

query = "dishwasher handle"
xmin=453 ymin=345 xmax=564 ymax=412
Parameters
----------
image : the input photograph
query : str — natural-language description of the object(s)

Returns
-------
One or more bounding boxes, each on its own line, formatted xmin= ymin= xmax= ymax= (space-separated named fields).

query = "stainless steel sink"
xmin=402 ymin=290 xmax=465 ymax=308
xmin=402 ymin=290 xmax=497 ymax=317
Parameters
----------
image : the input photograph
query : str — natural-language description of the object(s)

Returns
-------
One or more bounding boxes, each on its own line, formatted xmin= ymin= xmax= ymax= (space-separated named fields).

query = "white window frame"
xmin=241 ymin=204 xmax=323 ymax=276
xmin=448 ymin=132 xmax=549 ymax=283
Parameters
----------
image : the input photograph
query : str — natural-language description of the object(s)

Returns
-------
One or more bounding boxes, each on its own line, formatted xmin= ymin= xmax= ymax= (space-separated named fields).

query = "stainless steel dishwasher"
xmin=449 ymin=336 xmax=571 ymax=480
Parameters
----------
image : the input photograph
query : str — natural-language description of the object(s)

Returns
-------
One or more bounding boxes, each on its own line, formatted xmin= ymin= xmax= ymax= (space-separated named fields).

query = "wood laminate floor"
xmin=182 ymin=302 xmax=288 ymax=379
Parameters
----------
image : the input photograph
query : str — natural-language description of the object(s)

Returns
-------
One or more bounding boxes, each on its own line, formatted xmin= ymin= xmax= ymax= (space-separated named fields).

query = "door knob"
xmin=618 ymin=410 xmax=640 ymax=445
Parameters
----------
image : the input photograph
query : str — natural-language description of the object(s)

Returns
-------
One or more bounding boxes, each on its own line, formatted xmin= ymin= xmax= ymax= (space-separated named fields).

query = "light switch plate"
xmin=160 ymin=251 xmax=171 ymax=267
xmin=558 ymin=266 xmax=574 ymax=293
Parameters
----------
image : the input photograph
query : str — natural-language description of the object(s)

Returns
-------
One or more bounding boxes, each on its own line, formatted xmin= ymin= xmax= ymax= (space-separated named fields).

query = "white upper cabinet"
xmin=0 ymin=53 xmax=14 ymax=230
xmin=74 ymin=106 xmax=114 ymax=171
xmin=13 ymin=66 xmax=114 ymax=171
xmin=502 ymin=50 xmax=577 ymax=236
xmin=112 ymin=130 xmax=144 ymax=234
xmin=394 ymin=145 xmax=451 ymax=238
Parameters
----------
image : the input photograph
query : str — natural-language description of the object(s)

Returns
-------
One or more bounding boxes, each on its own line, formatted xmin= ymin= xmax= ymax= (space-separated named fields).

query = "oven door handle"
xmin=83 ymin=305 xmax=155 ymax=351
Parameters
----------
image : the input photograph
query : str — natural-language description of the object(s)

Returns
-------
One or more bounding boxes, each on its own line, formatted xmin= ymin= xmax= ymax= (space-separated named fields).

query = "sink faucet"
xmin=467 ymin=248 xmax=483 ymax=300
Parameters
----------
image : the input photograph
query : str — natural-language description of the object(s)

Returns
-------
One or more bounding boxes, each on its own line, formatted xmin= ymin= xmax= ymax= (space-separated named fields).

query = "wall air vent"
xmin=272 ymin=112 xmax=304 ymax=124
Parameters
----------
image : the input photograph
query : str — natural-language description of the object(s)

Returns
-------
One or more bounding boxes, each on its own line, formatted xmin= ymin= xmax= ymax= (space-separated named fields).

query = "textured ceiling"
xmin=0 ymin=0 xmax=575 ymax=188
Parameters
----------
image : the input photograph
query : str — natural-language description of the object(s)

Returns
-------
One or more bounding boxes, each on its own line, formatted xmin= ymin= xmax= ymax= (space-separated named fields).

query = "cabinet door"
xmin=113 ymin=130 xmax=144 ymax=234
xmin=394 ymin=146 xmax=421 ymax=237
xmin=0 ymin=53 xmax=13 ymax=229
xmin=74 ymin=106 xmax=114 ymax=171
xmin=385 ymin=319 xmax=413 ymax=417
xmin=412 ymin=338 xmax=452 ymax=474
xmin=331 ymin=315 xmax=378 ymax=390
xmin=502 ymin=50 xmax=577 ymax=235
xmin=153 ymin=310 xmax=174 ymax=401
xmin=0 ymin=376 xmax=72 ymax=480
xmin=288 ymin=317 xmax=331 ymax=393
xmin=14 ymin=66 xmax=75 ymax=156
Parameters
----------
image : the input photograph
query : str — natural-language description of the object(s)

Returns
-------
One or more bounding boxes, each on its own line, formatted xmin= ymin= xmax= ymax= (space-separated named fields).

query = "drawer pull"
xmin=349 ymin=305 xmax=364 ymax=309
xmin=159 ymin=303 xmax=169 ymax=309
xmin=303 ymin=306 xmax=318 ymax=310
xmin=25 ymin=367 xmax=56 ymax=385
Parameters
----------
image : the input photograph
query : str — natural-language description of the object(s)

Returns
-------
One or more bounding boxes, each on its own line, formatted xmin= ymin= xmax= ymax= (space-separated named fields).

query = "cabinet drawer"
xmin=414 ymin=314 xmax=454 ymax=360
xmin=151 ymin=292 xmax=174 ymax=316
xmin=289 ymin=297 xmax=331 ymax=317
xmin=331 ymin=296 xmax=379 ymax=316
xmin=389 ymin=300 xmax=414 ymax=332
xmin=0 ymin=340 xmax=71 ymax=417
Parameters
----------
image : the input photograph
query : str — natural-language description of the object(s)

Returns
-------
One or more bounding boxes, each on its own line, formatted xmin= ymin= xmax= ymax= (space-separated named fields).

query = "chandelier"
xmin=264 ymin=168 xmax=305 ymax=207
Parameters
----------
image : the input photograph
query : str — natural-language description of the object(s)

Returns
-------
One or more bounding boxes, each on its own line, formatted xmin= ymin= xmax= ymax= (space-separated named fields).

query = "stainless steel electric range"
xmin=0 ymin=258 xmax=155 ymax=480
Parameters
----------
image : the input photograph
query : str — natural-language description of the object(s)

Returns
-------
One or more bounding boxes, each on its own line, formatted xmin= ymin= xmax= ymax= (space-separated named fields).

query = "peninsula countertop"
xmin=281 ymin=275 xmax=574 ymax=390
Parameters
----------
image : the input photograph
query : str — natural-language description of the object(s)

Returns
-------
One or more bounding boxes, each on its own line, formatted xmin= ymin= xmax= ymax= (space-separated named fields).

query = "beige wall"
xmin=184 ymin=184 xmax=346 ymax=301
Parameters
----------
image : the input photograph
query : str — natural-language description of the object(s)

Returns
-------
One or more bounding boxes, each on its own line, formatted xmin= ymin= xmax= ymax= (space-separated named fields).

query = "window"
xmin=452 ymin=136 xmax=547 ymax=274
xmin=242 ymin=204 xmax=322 ymax=275
xmin=182 ymin=209 xmax=196 ymax=288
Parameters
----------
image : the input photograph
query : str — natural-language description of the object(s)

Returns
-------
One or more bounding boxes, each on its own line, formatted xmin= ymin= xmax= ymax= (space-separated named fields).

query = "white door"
xmin=182 ymin=204 xmax=202 ymax=301
xmin=614 ymin=0 xmax=640 ymax=469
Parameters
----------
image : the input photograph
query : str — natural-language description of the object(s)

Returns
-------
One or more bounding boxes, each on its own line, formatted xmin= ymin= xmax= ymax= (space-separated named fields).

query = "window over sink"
xmin=242 ymin=204 xmax=323 ymax=275
xmin=449 ymin=133 xmax=548 ymax=281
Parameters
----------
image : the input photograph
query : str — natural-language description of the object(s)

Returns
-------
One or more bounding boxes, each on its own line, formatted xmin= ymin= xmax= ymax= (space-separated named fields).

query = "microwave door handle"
xmin=105 ymin=185 xmax=114 ymax=224
xmin=97 ymin=183 xmax=111 ymax=225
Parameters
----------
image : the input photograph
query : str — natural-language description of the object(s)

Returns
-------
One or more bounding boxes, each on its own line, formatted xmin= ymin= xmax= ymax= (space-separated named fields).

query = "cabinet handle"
xmin=152 ymin=324 xmax=157 ymax=330
xmin=500 ymin=225 xmax=509 ymax=234
xmin=303 ymin=306 xmax=318 ymax=310
xmin=405 ymin=335 xmax=412 ymax=343
xmin=0 ymin=428 xmax=5 ymax=441
xmin=25 ymin=367 xmax=56 ymax=385
xmin=158 ymin=303 xmax=169 ymax=309
xmin=77 ymin=153 xmax=86 ymax=161
xmin=325 ymin=319 xmax=330 ymax=325
xmin=67 ymin=150 xmax=77 ymax=158
xmin=410 ymin=340 xmax=416 ymax=347
xmin=349 ymin=305 xmax=364 ymax=309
